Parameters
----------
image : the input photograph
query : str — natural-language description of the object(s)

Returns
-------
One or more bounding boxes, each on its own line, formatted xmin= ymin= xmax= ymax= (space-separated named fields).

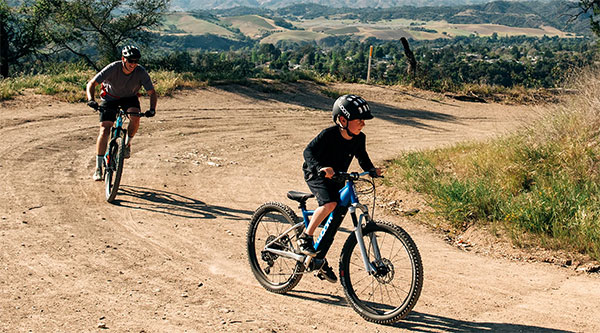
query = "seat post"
xmin=298 ymin=201 xmax=307 ymax=211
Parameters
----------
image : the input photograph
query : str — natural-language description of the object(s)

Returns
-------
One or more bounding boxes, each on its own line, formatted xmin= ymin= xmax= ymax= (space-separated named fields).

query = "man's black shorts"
xmin=99 ymin=96 xmax=141 ymax=122
xmin=306 ymin=177 xmax=345 ymax=206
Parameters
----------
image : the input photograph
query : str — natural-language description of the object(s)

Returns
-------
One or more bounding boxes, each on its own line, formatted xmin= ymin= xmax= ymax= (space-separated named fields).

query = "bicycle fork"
xmin=349 ymin=206 xmax=379 ymax=275
xmin=104 ymin=128 xmax=123 ymax=169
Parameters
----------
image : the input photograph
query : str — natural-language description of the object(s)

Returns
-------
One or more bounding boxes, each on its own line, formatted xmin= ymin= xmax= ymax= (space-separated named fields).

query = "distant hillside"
xmin=170 ymin=0 xmax=499 ymax=11
xmin=156 ymin=0 xmax=591 ymax=51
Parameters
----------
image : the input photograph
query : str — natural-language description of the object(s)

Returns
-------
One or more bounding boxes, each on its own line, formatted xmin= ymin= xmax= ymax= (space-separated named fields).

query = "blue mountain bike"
xmin=247 ymin=171 xmax=423 ymax=324
xmin=94 ymin=105 xmax=145 ymax=202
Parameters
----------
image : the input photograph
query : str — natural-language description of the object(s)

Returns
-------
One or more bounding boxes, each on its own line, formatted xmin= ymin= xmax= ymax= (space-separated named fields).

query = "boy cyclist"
xmin=299 ymin=94 xmax=383 ymax=283
xmin=86 ymin=45 xmax=157 ymax=181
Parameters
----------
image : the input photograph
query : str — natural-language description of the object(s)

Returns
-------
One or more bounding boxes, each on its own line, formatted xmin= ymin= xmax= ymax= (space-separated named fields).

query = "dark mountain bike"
xmin=92 ymin=105 xmax=146 ymax=202
xmin=247 ymin=171 xmax=423 ymax=324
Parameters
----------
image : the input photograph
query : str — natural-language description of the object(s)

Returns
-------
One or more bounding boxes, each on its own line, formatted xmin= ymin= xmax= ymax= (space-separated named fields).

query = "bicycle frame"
xmin=264 ymin=171 xmax=380 ymax=275
xmin=104 ymin=111 xmax=126 ymax=167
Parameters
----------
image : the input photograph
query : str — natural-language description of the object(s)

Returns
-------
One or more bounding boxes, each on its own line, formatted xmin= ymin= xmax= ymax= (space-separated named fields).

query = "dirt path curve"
xmin=1 ymin=82 xmax=598 ymax=332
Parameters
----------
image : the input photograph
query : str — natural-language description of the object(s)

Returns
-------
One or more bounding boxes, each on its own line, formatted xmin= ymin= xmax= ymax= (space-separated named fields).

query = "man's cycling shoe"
xmin=297 ymin=233 xmax=317 ymax=257
xmin=123 ymin=144 xmax=131 ymax=159
xmin=316 ymin=262 xmax=337 ymax=283
xmin=93 ymin=168 xmax=103 ymax=181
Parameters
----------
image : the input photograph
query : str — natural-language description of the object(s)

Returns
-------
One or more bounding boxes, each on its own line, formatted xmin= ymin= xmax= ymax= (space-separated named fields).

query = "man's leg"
xmin=126 ymin=108 xmax=141 ymax=141
xmin=124 ymin=107 xmax=141 ymax=158
xmin=94 ymin=121 xmax=113 ymax=180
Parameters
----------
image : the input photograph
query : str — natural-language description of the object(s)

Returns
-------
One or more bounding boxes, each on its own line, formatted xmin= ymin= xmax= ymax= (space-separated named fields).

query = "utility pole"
xmin=366 ymin=45 xmax=373 ymax=83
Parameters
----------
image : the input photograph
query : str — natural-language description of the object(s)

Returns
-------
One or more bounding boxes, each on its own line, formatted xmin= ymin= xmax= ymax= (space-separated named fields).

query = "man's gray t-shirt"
xmin=93 ymin=61 xmax=154 ymax=101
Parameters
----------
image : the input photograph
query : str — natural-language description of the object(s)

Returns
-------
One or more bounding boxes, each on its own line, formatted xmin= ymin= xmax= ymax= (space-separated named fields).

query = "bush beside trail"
xmin=385 ymin=67 xmax=600 ymax=261
xmin=0 ymin=63 xmax=205 ymax=102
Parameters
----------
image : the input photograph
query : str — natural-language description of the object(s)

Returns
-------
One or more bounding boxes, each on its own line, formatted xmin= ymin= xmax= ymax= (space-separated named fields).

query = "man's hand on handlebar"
xmin=144 ymin=109 xmax=156 ymax=118
xmin=87 ymin=100 xmax=99 ymax=110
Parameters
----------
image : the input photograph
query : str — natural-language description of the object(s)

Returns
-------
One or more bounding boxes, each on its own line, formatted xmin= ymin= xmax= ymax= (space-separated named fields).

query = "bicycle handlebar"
xmin=318 ymin=170 xmax=383 ymax=180
xmin=90 ymin=104 xmax=147 ymax=117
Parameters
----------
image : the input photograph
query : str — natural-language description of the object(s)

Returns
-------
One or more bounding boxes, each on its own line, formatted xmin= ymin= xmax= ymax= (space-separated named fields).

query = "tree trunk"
xmin=400 ymin=37 xmax=417 ymax=78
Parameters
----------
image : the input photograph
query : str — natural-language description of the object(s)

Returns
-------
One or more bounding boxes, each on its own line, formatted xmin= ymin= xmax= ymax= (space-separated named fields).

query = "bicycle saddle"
xmin=287 ymin=191 xmax=314 ymax=203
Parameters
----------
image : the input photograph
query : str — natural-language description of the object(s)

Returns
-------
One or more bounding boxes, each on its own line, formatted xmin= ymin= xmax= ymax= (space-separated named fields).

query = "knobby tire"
xmin=339 ymin=220 xmax=423 ymax=324
xmin=105 ymin=130 xmax=125 ymax=203
xmin=247 ymin=202 xmax=304 ymax=294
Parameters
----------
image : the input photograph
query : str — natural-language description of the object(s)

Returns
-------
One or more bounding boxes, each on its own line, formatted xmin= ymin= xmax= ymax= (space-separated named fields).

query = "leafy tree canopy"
xmin=44 ymin=0 xmax=170 ymax=70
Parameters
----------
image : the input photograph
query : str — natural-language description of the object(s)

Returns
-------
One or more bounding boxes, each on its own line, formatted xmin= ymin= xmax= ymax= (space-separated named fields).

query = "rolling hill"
xmin=170 ymin=0 xmax=504 ymax=10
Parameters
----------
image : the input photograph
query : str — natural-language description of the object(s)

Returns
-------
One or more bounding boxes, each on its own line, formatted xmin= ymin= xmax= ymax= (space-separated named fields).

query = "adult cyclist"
xmin=86 ymin=45 xmax=157 ymax=181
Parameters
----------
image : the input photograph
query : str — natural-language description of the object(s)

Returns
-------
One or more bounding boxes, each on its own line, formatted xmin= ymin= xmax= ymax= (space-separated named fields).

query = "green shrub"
xmin=386 ymin=68 xmax=600 ymax=260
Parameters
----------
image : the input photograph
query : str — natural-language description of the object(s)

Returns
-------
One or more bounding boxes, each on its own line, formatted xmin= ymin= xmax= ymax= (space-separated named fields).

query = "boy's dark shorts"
xmin=306 ymin=177 xmax=344 ymax=206
xmin=99 ymin=96 xmax=141 ymax=122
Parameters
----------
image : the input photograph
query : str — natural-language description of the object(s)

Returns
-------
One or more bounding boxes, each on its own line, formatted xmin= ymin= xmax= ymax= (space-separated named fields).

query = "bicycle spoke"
xmin=341 ymin=222 xmax=423 ymax=322
xmin=350 ymin=271 xmax=372 ymax=287
xmin=248 ymin=204 xmax=305 ymax=293
xmin=356 ymin=276 xmax=376 ymax=300
xmin=389 ymin=280 xmax=410 ymax=299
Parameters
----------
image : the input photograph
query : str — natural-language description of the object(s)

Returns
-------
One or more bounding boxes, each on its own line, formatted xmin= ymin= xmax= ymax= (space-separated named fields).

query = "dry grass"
xmin=0 ymin=69 xmax=204 ymax=102
xmin=386 ymin=66 xmax=600 ymax=260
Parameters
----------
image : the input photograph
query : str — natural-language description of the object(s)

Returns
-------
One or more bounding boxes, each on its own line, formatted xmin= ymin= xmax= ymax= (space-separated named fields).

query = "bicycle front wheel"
xmin=247 ymin=202 xmax=304 ymax=294
xmin=105 ymin=130 xmax=125 ymax=203
xmin=339 ymin=220 xmax=423 ymax=324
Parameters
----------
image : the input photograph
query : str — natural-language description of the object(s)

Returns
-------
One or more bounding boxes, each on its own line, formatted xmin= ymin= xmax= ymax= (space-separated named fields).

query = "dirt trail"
xmin=1 ymin=82 xmax=598 ymax=332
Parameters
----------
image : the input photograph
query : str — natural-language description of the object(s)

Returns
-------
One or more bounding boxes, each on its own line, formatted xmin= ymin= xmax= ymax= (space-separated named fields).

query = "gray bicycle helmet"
xmin=332 ymin=94 xmax=373 ymax=123
xmin=121 ymin=45 xmax=141 ymax=59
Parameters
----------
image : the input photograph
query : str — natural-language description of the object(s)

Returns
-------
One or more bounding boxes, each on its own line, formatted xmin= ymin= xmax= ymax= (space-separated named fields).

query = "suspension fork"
xmin=350 ymin=206 xmax=378 ymax=275
xmin=104 ymin=126 xmax=123 ymax=168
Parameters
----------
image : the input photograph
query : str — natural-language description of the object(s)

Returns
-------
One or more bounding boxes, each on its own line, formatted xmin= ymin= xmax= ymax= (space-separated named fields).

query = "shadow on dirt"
xmin=285 ymin=290 xmax=348 ymax=308
xmin=395 ymin=312 xmax=574 ymax=332
xmin=214 ymin=81 xmax=460 ymax=131
xmin=112 ymin=185 xmax=253 ymax=220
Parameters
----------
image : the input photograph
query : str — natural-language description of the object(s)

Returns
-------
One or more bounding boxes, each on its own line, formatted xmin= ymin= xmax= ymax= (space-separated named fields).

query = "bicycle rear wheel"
xmin=247 ymin=202 xmax=304 ymax=293
xmin=104 ymin=130 xmax=125 ymax=203
xmin=339 ymin=220 xmax=423 ymax=324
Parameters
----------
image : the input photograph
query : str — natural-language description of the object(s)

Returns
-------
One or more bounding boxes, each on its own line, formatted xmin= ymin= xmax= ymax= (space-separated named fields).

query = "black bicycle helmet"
xmin=332 ymin=94 xmax=373 ymax=124
xmin=121 ymin=45 xmax=141 ymax=60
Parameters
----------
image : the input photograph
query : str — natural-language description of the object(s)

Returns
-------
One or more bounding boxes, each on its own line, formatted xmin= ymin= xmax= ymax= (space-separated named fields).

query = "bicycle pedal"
xmin=304 ymin=257 xmax=325 ymax=272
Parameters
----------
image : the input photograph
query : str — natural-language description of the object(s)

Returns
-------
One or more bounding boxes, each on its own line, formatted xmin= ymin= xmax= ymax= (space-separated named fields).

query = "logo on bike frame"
xmin=315 ymin=213 xmax=335 ymax=245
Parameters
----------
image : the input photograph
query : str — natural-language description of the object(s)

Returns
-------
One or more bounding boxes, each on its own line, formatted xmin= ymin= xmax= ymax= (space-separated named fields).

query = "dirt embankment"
xmin=1 ymin=82 xmax=598 ymax=332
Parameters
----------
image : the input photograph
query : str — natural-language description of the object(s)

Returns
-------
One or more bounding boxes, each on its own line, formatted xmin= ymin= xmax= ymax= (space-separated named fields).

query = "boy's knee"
xmin=324 ymin=202 xmax=337 ymax=212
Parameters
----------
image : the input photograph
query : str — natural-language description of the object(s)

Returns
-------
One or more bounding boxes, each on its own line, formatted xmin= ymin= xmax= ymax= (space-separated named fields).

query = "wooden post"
xmin=366 ymin=45 xmax=373 ymax=83
xmin=400 ymin=37 xmax=417 ymax=78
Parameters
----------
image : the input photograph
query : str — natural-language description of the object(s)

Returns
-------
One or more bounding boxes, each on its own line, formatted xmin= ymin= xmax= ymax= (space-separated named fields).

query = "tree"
xmin=45 ymin=0 xmax=170 ymax=70
xmin=0 ymin=0 xmax=50 ymax=77
xmin=576 ymin=0 xmax=600 ymax=36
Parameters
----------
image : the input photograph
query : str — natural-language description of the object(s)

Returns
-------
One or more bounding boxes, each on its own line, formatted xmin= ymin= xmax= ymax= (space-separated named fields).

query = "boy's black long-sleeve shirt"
xmin=303 ymin=126 xmax=375 ymax=180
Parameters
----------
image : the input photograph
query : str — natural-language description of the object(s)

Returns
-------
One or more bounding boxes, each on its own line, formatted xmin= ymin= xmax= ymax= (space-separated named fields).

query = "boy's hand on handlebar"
xmin=87 ymin=100 xmax=98 ymax=110
xmin=319 ymin=167 xmax=335 ymax=179
xmin=144 ymin=109 xmax=155 ymax=117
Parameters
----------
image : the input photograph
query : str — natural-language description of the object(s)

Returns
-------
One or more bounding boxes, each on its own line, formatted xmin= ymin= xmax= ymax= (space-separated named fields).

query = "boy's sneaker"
xmin=123 ymin=144 xmax=131 ymax=159
xmin=93 ymin=168 xmax=103 ymax=181
xmin=297 ymin=233 xmax=317 ymax=257
xmin=316 ymin=261 xmax=337 ymax=283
